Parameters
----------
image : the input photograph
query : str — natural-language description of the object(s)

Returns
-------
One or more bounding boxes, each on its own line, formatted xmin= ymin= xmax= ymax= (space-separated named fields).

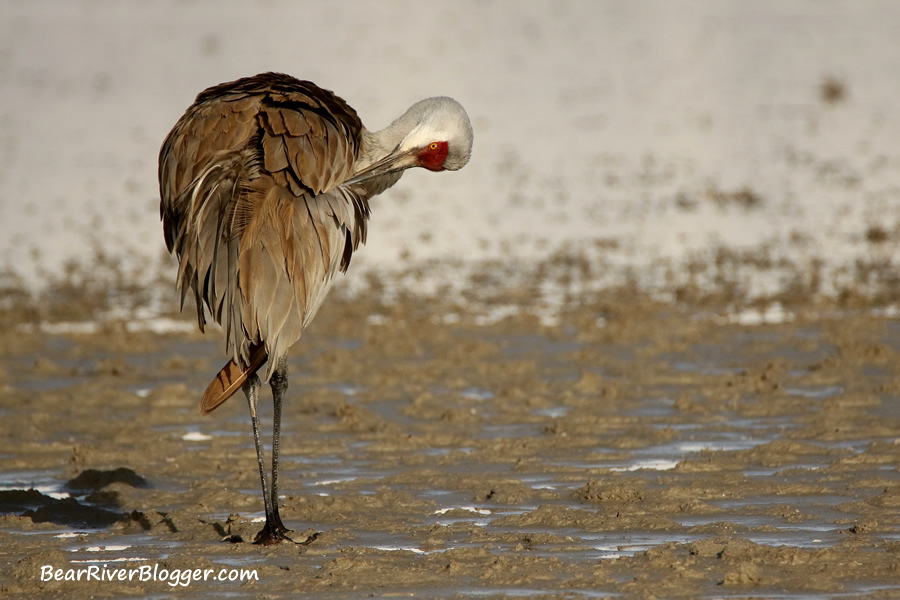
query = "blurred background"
xmin=2 ymin=0 xmax=900 ymax=320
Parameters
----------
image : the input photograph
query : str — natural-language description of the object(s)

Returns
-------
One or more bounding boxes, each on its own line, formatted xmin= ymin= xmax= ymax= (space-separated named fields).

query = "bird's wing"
xmin=159 ymin=73 xmax=371 ymax=410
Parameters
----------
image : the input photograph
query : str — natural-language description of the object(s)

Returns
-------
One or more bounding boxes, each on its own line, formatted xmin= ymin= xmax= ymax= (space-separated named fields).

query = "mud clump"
xmin=66 ymin=468 xmax=149 ymax=491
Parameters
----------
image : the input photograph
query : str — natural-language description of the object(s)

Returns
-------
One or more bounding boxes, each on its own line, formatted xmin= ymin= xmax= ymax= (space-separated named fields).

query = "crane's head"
xmin=349 ymin=97 xmax=473 ymax=185
xmin=397 ymin=96 xmax=473 ymax=172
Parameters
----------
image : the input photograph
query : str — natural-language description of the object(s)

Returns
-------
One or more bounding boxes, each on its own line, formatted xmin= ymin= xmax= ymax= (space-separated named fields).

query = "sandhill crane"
xmin=159 ymin=72 xmax=473 ymax=544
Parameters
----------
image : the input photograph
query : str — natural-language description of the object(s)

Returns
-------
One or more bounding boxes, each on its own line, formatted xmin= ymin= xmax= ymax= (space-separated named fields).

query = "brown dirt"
xmin=1 ymin=291 xmax=899 ymax=599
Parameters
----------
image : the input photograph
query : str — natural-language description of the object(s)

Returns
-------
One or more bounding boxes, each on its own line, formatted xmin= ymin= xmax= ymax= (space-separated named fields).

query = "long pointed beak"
xmin=345 ymin=148 xmax=417 ymax=185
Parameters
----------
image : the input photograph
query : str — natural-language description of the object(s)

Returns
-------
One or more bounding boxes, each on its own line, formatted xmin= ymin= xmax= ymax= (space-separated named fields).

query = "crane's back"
xmin=159 ymin=73 xmax=372 ymax=388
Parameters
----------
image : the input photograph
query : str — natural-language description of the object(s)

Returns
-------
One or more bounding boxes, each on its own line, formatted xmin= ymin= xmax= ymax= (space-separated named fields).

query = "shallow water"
xmin=2 ymin=299 xmax=899 ymax=598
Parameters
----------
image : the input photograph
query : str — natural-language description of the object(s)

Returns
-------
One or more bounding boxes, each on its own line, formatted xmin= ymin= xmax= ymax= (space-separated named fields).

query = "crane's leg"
xmin=244 ymin=373 xmax=277 ymax=539
xmin=255 ymin=356 xmax=291 ymax=543
xmin=245 ymin=359 xmax=310 ymax=546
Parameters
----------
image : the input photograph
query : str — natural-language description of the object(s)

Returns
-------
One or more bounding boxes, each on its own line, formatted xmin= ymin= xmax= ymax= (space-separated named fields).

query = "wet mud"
xmin=1 ymin=294 xmax=899 ymax=598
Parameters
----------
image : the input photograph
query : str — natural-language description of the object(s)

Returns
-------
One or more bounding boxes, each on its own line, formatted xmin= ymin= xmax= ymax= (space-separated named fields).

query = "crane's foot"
xmin=252 ymin=525 xmax=321 ymax=546
xmin=252 ymin=518 xmax=292 ymax=545
xmin=252 ymin=515 xmax=321 ymax=546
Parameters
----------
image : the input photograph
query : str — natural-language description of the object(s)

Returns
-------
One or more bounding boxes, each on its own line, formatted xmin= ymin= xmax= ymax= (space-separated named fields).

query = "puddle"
xmin=330 ymin=383 xmax=362 ymax=396
xmin=784 ymin=385 xmax=844 ymax=398
xmin=459 ymin=589 xmax=615 ymax=598
xmin=371 ymin=545 xmax=432 ymax=554
xmin=0 ymin=472 xmax=68 ymax=497
xmin=672 ymin=362 xmax=744 ymax=376
xmin=430 ymin=506 xmax=496 ymax=527
xmin=460 ymin=387 xmax=494 ymax=401
xmin=65 ymin=534 xmax=182 ymax=563
xmin=533 ymin=406 xmax=571 ymax=418
xmin=585 ymin=532 xmax=701 ymax=559
xmin=609 ymin=459 xmax=680 ymax=472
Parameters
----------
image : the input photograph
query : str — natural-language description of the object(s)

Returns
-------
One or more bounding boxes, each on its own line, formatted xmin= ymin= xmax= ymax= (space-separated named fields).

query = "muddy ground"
xmin=1 ymin=290 xmax=899 ymax=599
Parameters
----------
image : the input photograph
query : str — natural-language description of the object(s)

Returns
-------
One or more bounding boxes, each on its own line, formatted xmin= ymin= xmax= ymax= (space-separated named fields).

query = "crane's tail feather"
xmin=200 ymin=343 xmax=268 ymax=414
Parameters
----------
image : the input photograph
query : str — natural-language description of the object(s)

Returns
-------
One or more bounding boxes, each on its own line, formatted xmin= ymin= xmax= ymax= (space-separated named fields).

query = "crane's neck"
xmin=352 ymin=143 xmax=405 ymax=197
xmin=352 ymin=107 xmax=425 ymax=197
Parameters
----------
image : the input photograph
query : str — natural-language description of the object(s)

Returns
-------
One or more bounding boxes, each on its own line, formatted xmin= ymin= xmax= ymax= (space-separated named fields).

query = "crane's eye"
xmin=429 ymin=142 xmax=440 ymax=151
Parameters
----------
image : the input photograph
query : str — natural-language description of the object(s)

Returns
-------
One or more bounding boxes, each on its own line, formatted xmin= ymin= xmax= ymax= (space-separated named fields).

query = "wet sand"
xmin=1 ymin=290 xmax=899 ymax=599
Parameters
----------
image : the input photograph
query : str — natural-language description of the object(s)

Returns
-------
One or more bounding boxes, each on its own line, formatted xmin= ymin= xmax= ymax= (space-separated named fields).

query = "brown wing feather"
xmin=200 ymin=342 xmax=268 ymax=414
xmin=159 ymin=72 xmax=371 ymax=410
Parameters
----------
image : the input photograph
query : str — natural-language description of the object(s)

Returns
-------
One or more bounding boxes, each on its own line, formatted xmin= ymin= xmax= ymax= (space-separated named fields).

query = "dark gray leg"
xmin=244 ymin=373 xmax=275 ymax=520
xmin=245 ymin=358 xmax=316 ymax=546
xmin=267 ymin=357 xmax=290 ymax=535
xmin=249 ymin=358 xmax=294 ymax=545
